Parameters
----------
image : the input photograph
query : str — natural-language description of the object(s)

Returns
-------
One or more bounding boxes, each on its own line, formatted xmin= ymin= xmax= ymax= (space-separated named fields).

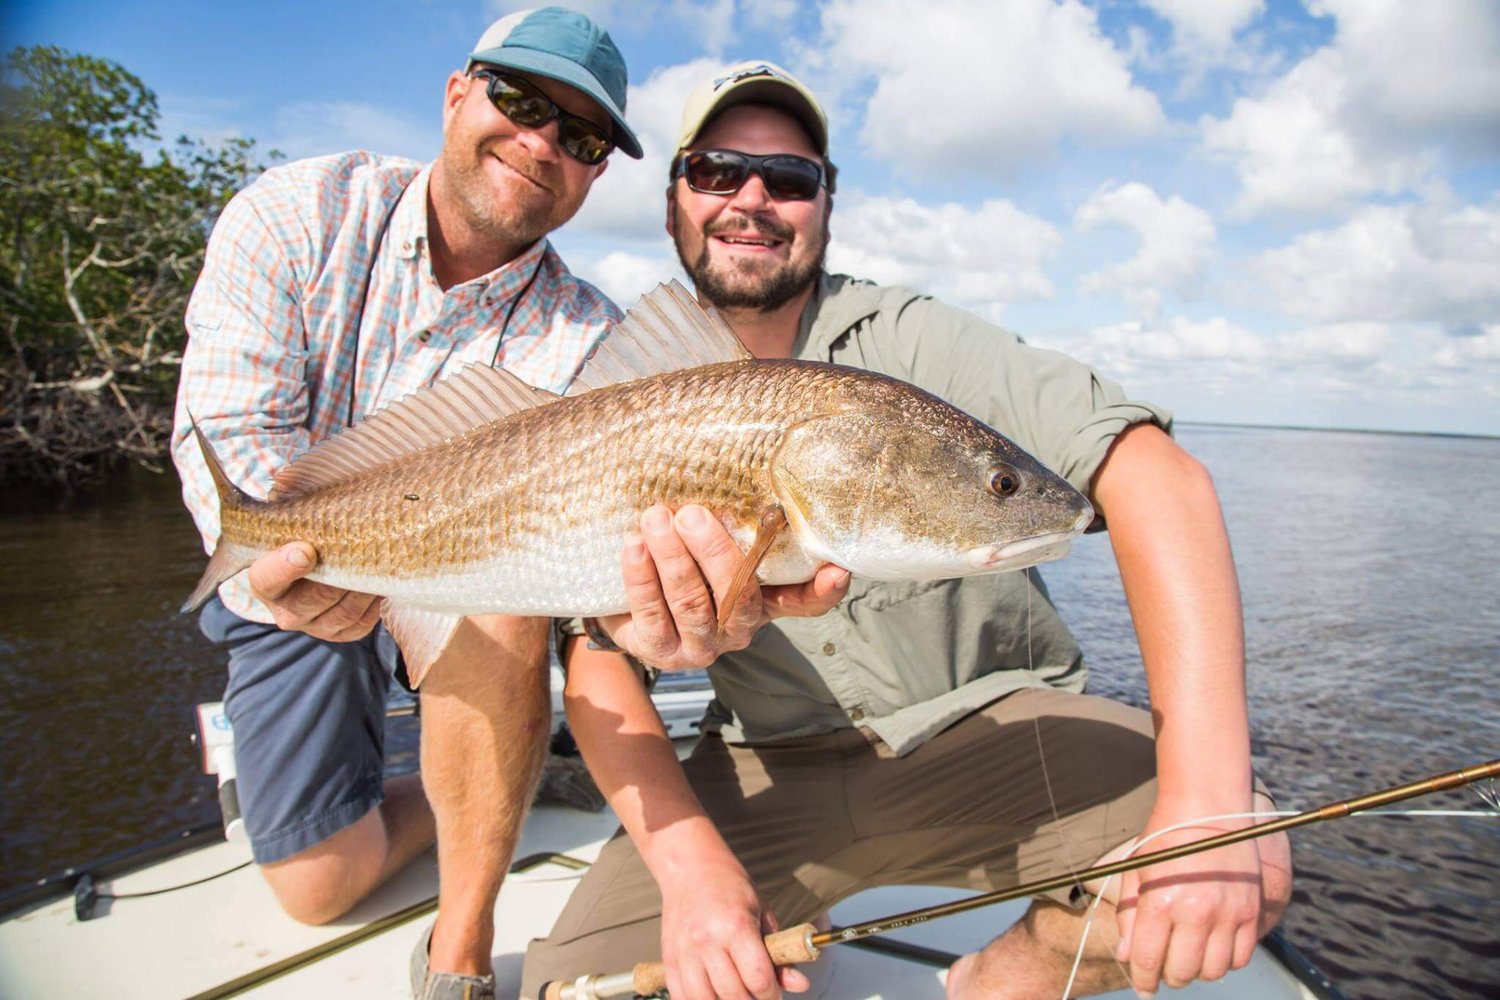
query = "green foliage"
xmin=0 ymin=45 xmax=277 ymax=487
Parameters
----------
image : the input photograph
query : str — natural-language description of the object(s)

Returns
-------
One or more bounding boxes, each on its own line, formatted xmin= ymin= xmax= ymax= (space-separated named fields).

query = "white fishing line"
xmin=1059 ymin=804 xmax=1500 ymax=999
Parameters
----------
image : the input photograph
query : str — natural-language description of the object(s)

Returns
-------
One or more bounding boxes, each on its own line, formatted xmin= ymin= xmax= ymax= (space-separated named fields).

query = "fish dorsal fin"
xmin=566 ymin=279 xmax=752 ymax=395
xmin=271 ymin=364 xmax=560 ymax=500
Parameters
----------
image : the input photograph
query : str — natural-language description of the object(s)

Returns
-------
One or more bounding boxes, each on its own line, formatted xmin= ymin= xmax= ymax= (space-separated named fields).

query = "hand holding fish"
xmin=591 ymin=504 xmax=852 ymax=671
xmin=245 ymin=542 xmax=383 ymax=643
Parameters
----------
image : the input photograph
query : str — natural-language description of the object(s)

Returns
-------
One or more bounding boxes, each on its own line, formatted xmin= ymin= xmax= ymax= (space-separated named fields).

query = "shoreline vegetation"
xmin=1 ymin=46 xmax=274 ymax=491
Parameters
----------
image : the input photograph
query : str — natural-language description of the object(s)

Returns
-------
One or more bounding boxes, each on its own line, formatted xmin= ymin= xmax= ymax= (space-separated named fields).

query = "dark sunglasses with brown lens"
xmin=672 ymin=149 xmax=834 ymax=201
xmin=470 ymin=68 xmax=615 ymax=165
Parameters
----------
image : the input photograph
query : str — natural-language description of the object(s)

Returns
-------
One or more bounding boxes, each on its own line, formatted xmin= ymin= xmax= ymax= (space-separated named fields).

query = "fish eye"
xmin=989 ymin=465 xmax=1021 ymax=497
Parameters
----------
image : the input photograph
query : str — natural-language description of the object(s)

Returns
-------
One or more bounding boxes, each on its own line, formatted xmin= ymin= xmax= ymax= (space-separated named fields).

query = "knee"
xmin=260 ymin=813 xmax=388 ymax=924
xmin=263 ymin=864 xmax=359 ymax=925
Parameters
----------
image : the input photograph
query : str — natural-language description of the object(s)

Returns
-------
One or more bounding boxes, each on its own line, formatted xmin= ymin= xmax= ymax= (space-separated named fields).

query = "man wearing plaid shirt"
xmin=172 ymin=11 xmax=651 ymax=999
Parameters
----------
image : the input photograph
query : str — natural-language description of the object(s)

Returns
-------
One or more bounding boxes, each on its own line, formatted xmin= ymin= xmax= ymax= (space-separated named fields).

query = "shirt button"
xmin=848 ymin=707 xmax=865 ymax=721
xmin=417 ymin=331 xmax=431 ymax=344
xmin=822 ymin=641 xmax=836 ymax=655
xmin=402 ymin=240 xmax=413 ymax=253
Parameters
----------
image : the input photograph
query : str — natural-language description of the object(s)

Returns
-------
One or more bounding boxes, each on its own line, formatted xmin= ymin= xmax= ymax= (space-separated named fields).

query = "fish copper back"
xmin=184 ymin=281 xmax=1093 ymax=684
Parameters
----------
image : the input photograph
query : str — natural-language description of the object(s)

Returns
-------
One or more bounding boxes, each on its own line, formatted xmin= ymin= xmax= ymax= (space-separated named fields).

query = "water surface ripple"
xmin=1 ymin=426 xmax=1496 ymax=997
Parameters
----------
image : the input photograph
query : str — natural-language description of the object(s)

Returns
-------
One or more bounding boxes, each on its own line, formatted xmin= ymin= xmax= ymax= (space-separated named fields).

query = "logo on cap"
xmin=713 ymin=63 xmax=785 ymax=91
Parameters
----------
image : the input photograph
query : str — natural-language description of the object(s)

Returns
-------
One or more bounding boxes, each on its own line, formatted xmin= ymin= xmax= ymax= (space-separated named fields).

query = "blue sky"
xmin=9 ymin=0 xmax=1499 ymax=436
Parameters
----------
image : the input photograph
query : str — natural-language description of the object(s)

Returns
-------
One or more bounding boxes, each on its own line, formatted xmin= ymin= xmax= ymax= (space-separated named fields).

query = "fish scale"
xmin=185 ymin=281 xmax=1094 ymax=683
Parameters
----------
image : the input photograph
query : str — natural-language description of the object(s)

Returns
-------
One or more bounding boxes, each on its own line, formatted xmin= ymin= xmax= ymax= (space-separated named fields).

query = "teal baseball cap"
xmin=466 ymin=7 xmax=643 ymax=159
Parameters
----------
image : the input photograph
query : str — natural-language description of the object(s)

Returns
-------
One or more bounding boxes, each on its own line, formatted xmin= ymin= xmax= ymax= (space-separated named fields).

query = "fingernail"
xmin=643 ymin=507 xmax=672 ymax=534
xmin=833 ymin=569 xmax=851 ymax=589
xmin=624 ymin=532 xmax=645 ymax=560
xmin=676 ymin=505 xmax=707 ymax=531
xmin=285 ymin=544 xmax=312 ymax=569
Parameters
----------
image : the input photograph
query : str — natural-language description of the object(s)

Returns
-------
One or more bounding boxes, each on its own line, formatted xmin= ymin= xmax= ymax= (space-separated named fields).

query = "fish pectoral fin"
xmin=716 ymin=504 xmax=789 ymax=638
xmin=380 ymin=602 xmax=464 ymax=688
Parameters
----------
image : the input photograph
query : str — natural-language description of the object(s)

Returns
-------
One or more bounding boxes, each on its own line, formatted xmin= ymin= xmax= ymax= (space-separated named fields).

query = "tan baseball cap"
xmin=675 ymin=60 xmax=828 ymax=155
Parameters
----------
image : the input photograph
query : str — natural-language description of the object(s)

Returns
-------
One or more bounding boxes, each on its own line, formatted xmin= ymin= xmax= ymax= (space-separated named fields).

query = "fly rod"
xmin=543 ymin=757 xmax=1499 ymax=1000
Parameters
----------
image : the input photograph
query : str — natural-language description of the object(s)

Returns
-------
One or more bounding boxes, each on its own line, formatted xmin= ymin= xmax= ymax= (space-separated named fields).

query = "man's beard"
xmin=676 ymin=210 xmax=827 ymax=313
xmin=446 ymin=145 xmax=558 ymax=247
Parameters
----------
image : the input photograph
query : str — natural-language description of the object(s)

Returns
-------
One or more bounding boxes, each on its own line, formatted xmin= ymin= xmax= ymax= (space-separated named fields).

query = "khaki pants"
xmin=521 ymin=688 xmax=1160 ymax=999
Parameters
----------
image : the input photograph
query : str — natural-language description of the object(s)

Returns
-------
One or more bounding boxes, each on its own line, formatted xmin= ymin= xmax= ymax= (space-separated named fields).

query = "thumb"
xmin=247 ymin=542 xmax=318 ymax=601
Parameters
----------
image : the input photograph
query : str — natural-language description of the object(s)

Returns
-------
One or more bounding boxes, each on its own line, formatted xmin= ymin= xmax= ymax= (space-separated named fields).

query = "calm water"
xmin=1 ymin=426 xmax=1497 ymax=997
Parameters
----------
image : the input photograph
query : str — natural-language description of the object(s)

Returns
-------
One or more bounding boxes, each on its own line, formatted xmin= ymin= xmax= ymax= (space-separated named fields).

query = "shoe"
xmin=410 ymin=923 xmax=496 ymax=1000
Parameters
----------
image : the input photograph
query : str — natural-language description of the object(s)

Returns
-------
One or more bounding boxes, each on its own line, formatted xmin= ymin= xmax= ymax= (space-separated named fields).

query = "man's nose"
xmin=513 ymin=119 xmax=562 ymax=163
xmin=727 ymin=171 xmax=773 ymax=211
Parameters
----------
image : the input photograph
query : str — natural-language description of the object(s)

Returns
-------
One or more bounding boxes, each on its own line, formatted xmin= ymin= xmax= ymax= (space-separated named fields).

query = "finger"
xmin=762 ymin=565 xmax=851 ymax=620
xmin=1125 ymin=900 xmax=1169 ymax=997
xmin=704 ymin=951 xmax=755 ymax=1000
xmin=727 ymin=933 xmax=781 ymax=1000
xmin=1231 ymin=918 xmax=1259 ymax=971
xmin=616 ymin=529 xmax=677 ymax=657
xmin=247 ymin=543 xmax=319 ymax=602
xmin=639 ymin=506 xmax=718 ymax=647
xmin=1199 ymin=923 xmax=1237 ymax=983
xmin=1159 ymin=911 xmax=1209 ymax=989
xmin=779 ymin=966 xmax=811 ymax=994
xmin=675 ymin=505 xmax=761 ymax=641
xmin=317 ymin=590 xmax=383 ymax=642
xmin=1114 ymin=871 xmax=1139 ymax=963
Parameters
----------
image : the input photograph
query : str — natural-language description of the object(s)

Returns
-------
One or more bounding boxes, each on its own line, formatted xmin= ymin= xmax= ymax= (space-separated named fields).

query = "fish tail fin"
xmin=190 ymin=419 xmax=255 ymax=513
xmin=181 ymin=418 xmax=258 ymax=614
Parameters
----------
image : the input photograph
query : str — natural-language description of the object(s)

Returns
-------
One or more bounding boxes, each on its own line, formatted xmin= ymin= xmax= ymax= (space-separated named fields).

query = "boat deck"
xmin=0 ymin=798 xmax=1323 ymax=999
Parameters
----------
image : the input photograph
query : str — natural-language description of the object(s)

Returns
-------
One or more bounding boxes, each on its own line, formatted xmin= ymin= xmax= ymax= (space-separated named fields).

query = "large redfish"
xmin=184 ymin=282 xmax=1093 ymax=683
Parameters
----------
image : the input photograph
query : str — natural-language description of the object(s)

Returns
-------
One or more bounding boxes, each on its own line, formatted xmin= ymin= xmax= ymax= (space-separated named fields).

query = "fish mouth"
xmin=966 ymin=508 xmax=1095 ymax=572
xmin=966 ymin=531 xmax=1077 ymax=572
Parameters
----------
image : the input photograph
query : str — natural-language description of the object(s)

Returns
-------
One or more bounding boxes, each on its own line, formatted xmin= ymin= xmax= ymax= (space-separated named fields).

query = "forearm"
xmin=562 ymin=637 xmax=744 ymax=889
xmin=1094 ymin=425 xmax=1251 ymax=800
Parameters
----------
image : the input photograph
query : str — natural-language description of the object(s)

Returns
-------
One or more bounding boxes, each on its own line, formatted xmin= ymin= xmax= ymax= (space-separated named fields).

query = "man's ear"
xmin=441 ymin=71 xmax=469 ymax=131
xmin=592 ymin=157 xmax=609 ymax=181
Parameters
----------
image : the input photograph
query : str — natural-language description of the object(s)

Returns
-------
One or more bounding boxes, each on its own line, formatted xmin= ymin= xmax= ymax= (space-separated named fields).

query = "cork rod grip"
xmin=632 ymin=923 xmax=821 ymax=996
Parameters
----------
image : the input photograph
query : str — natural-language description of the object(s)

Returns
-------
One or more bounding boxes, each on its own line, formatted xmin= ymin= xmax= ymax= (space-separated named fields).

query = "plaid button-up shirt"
xmin=172 ymin=151 xmax=620 ymax=622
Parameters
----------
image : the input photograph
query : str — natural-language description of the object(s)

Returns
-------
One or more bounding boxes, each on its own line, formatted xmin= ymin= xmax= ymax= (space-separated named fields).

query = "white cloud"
xmin=1143 ymin=0 xmax=1265 ymax=54
xmin=1434 ymin=323 xmax=1500 ymax=367
xmin=827 ymin=194 xmax=1060 ymax=321
xmin=489 ymin=0 xmax=739 ymax=55
xmin=566 ymin=58 xmax=722 ymax=243
xmin=814 ymin=0 xmax=1164 ymax=175
xmin=1251 ymin=198 xmax=1500 ymax=326
xmin=1202 ymin=1 xmax=1500 ymax=214
xmin=1074 ymin=181 xmax=1216 ymax=316
xmin=572 ymin=248 xmax=686 ymax=307
xmin=266 ymin=101 xmax=439 ymax=163
xmin=739 ymin=0 xmax=796 ymax=33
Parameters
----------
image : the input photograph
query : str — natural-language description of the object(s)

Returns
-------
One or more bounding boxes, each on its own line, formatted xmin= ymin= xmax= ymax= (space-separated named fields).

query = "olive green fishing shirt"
xmin=700 ymin=273 xmax=1173 ymax=756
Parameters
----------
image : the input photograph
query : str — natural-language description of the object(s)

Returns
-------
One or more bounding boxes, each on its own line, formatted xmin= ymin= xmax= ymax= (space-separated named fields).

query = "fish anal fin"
xmin=716 ymin=504 xmax=789 ymax=638
xmin=381 ymin=602 xmax=464 ymax=688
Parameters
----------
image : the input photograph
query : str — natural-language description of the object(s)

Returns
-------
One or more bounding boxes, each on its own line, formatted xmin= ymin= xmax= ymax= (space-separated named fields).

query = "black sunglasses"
xmin=470 ymin=68 xmax=614 ymax=166
xmin=672 ymin=149 xmax=832 ymax=201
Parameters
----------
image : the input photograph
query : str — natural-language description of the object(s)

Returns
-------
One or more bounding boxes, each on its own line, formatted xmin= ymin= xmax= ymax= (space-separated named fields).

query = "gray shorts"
xmin=199 ymin=597 xmax=407 ymax=864
xmin=520 ymin=687 xmax=1163 ymax=999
